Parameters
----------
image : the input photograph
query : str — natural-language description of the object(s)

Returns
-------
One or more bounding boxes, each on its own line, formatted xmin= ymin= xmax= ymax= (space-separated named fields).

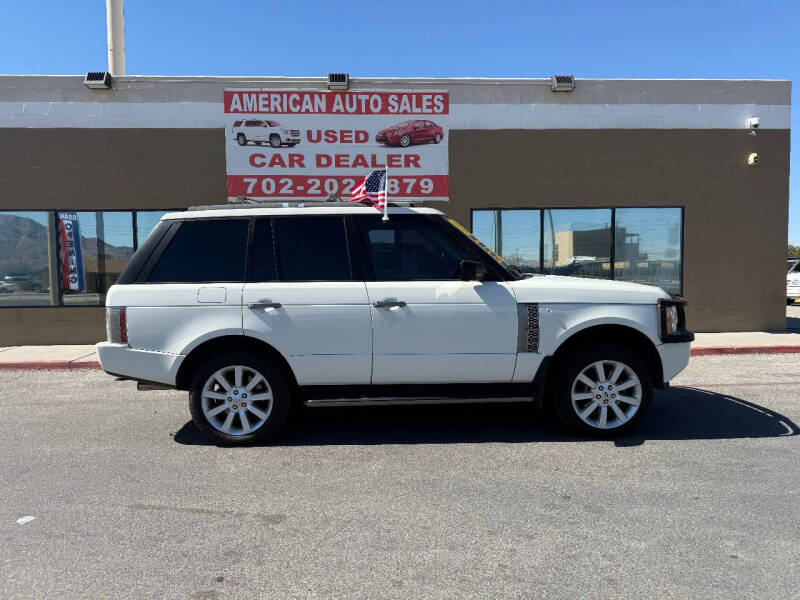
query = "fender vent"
xmin=517 ymin=304 xmax=540 ymax=353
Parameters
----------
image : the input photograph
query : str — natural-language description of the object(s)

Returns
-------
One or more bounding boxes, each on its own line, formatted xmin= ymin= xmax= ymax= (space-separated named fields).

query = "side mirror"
xmin=459 ymin=259 xmax=487 ymax=281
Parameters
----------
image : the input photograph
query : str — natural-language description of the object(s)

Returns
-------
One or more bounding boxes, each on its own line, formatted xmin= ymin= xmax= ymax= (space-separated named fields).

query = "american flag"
xmin=349 ymin=169 xmax=387 ymax=208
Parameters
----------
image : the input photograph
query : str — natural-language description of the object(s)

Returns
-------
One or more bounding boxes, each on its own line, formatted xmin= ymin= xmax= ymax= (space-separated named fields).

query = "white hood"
xmin=509 ymin=274 xmax=671 ymax=305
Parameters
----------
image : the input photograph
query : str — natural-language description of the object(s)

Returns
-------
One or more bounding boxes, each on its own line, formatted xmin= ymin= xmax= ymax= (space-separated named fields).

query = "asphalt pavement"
xmin=1 ymin=354 xmax=799 ymax=599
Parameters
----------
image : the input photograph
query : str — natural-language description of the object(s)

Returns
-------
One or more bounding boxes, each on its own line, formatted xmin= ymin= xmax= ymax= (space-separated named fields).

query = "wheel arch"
xmin=543 ymin=324 xmax=664 ymax=401
xmin=175 ymin=335 xmax=298 ymax=392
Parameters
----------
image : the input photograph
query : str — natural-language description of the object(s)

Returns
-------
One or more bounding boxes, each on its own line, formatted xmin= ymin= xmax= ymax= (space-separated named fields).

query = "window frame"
xmin=471 ymin=205 xmax=685 ymax=294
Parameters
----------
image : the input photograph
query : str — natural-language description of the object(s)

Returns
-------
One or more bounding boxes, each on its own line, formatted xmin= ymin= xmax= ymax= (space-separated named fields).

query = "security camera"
xmin=747 ymin=152 xmax=760 ymax=166
xmin=747 ymin=117 xmax=760 ymax=129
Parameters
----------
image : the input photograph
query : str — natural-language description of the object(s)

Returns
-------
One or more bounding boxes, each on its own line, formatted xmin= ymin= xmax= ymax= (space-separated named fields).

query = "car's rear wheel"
xmin=434 ymin=133 xmax=442 ymax=143
xmin=399 ymin=134 xmax=411 ymax=147
xmin=188 ymin=352 xmax=291 ymax=445
xmin=554 ymin=345 xmax=652 ymax=437
xmin=236 ymin=133 xmax=247 ymax=146
xmin=270 ymin=134 xmax=282 ymax=148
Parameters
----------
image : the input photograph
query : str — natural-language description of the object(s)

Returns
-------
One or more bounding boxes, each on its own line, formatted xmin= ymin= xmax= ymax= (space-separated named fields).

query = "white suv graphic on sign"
xmin=232 ymin=119 xmax=300 ymax=147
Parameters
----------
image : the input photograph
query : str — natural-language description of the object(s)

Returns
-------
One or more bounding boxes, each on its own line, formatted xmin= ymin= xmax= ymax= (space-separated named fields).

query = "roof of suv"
xmin=163 ymin=205 xmax=445 ymax=220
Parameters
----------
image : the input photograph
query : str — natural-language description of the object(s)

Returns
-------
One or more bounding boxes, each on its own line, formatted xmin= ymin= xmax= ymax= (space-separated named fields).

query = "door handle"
xmin=372 ymin=298 xmax=406 ymax=309
xmin=247 ymin=298 xmax=282 ymax=310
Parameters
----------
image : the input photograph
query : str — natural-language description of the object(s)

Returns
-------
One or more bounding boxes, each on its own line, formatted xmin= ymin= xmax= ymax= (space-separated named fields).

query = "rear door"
xmin=242 ymin=215 xmax=372 ymax=386
xmin=353 ymin=215 xmax=518 ymax=384
xmin=125 ymin=218 xmax=247 ymax=354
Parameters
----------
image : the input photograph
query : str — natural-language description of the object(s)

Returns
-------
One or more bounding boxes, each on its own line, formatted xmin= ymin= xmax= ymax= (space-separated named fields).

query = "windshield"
xmin=789 ymin=260 xmax=800 ymax=274
xmin=443 ymin=217 xmax=522 ymax=279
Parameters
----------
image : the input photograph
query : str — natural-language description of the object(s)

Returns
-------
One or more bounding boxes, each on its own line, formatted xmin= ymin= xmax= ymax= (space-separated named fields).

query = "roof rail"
xmin=187 ymin=200 xmax=418 ymax=211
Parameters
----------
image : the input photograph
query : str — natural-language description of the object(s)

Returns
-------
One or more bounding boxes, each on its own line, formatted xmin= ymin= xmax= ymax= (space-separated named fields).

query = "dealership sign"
xmin=57 ymin=212 xmax=85 ymax=291
xmin=224 ymin=89 xmax=449 ymax=201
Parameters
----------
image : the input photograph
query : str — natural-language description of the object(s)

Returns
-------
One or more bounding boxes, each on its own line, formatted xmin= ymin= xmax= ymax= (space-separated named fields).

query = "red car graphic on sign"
xmin=376 ymin=120 xmax=444 ymax=147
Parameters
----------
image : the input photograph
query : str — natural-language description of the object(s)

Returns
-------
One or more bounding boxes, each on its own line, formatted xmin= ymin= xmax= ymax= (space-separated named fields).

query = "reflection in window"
xmin=543 ymin=209 xmax=612 ymax=279
xmin=136 ymin=211 xmax=168 ymax=247
xmin=0 ymin=211 xmax=53 ymax=306
xmin=61 ymin=211 xmax=134 ymax=305
xmin=615 ymin=208 xmax=682 ymax=293
xmin=499 ymin=210 xmax=540 ymax=274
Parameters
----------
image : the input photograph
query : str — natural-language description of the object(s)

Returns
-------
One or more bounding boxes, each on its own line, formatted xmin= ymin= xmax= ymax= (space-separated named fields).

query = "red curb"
xmin=0 ymin=361 xmax=101 ymax=370
xmin=691 ymin=345 xmax=800 ymax=356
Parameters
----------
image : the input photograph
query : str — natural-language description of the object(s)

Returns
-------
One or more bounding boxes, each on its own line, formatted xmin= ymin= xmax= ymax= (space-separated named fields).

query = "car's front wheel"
xmin=188 ymin=352 xmax=292 ymax=445
xmin=236 ymin=133 xmax=247 ymax=146
xmin=399 ymin=134 xmax=411 ymax=147
xmin=554 ymin=345 xmax=652 ymax=437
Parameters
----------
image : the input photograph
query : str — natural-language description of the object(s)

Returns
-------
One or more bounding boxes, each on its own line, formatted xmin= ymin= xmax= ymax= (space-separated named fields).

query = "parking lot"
xmin=1 ymin=353 xmax=799 ymax=599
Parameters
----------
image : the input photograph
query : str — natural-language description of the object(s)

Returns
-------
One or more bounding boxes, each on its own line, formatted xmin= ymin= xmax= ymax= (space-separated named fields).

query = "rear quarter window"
xmin=147 ymin=219 xmax=249 ymax=283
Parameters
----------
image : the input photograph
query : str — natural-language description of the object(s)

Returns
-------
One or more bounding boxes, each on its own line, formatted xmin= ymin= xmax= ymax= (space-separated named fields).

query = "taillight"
xmin=106 ymin=307 xmax=128 ymax=344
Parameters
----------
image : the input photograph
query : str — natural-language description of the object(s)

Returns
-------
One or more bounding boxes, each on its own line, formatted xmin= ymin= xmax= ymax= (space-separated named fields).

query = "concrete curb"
xmin=0 ymin=361 xmax=101 ymax=371
xmin=690 ymin=346 xmax=800 ymax=356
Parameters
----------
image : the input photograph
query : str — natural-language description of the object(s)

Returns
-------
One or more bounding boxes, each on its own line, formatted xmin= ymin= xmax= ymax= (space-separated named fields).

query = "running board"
xmin=304 ymin=396 xmax=533 ymax=407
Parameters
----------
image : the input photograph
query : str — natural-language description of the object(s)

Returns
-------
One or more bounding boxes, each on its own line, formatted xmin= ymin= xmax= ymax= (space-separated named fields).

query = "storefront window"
xmin=136 ymin=211 xmax=169 ymax=247
xmin=615 ymin=208 xmax=682 ymax=293
xmin=60 ymin=211 xmax=134 ymax=305
xmin=499 ymin=210 xmax=541 ymax=274
xmin=543 ymin=209 xmax=612 ymax=279
xmin=472 ymin=209 xmax=541 ymax=274
xmin=0 ymin=211 xmax=54 ymax=306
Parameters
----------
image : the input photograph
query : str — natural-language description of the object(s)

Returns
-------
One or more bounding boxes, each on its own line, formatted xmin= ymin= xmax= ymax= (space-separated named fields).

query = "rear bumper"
xmin=657 ymin=341 xmax=691 ymax=383
xmin=96 ymin=342 xmax=184 ymax=386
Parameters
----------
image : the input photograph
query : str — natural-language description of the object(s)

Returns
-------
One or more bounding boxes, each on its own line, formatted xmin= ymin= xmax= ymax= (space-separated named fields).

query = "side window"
xmin=233 ymin=120 xmax=243 ymax=127
xmin=244 ymin=120 xmax=260 ymax=127
xmin=148 ymin=219 xmax=248 ymax=283
xmin=355 ymin=216 xmax=486 ymax=281
xmin=274 ymin=216 xmax=351 ymax=281
xmin=249 ymin=218 xmax=277 ymax=281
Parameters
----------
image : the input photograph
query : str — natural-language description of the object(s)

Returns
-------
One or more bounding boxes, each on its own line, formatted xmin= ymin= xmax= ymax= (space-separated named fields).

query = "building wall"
xmin=0 ymin=76 xmax=791 ymax=343
xmin=0 ymin=125 xmax=789 ymax=343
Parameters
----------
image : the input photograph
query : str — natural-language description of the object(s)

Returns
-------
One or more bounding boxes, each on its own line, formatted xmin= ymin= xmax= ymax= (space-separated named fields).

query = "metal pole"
xmin=46 ymin=212 xmax=60 ymax=306
xmin=106 ymin=0 xmax=126 ymax=76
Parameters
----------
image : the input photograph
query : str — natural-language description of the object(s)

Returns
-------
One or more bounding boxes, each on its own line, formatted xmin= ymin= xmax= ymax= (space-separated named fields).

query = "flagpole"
xmin=382 ymin=168 xmax=389 ymax=221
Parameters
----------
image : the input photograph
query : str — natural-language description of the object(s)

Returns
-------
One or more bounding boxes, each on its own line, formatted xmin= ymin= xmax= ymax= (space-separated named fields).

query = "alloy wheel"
xmin=570 ymin=360 xmax=642 ymax=430
xmin=201 ymin=365 xmax=273 ymax=436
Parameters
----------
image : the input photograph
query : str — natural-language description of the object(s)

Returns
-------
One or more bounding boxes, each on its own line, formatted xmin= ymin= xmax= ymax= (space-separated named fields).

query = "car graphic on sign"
xmin=376 ymin=120 xmax=444 ymax=147
xmin=232 ymin=119 xmax=301 ymax=148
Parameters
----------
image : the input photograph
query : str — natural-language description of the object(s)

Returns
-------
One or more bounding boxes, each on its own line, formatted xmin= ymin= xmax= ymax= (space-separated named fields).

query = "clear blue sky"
xmin=1 ymin=0 xmax=797 ymax=243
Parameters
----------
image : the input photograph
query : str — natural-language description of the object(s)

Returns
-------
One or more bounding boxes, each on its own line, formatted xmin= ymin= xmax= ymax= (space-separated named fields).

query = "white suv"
xmin=97 ymin=205 xmax=693 ymax=445
xmin=232 ymin=119 xmax=300 ymax=147
xmin=788 ymin=258 xmax=800 ymax=304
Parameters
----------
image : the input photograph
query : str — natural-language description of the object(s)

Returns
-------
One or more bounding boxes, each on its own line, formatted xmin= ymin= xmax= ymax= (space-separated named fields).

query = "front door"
xmin=242 ymin=216 xmax=372 ymax=386
xmin=352 ymin=214 xmax=518 ymax=385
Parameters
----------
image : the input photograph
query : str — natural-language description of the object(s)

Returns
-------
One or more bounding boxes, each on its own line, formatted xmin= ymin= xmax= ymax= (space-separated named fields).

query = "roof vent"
xmin=327 ymin=73 xmax=350 ymax=91
xmin=83 ymin=71 xmax=112 ymax=89
xmin=550 ymin=74 xmax=575 ymax=92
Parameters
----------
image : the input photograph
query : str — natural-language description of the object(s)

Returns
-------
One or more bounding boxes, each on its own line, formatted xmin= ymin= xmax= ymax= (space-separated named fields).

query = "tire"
xmin=236 ymin=133 xmax=247 ymax=146
xmin=399 ymin=134 xmax=411 ymax=148
xmin=554 ymin=344 xmax=652 ymax=438
xmin=788 ymin=298 xmax=794 ymax=305
xmin=269 ymin=134 xmax=282 ymax=148
xmin=434 ymin=133 xmax=442 ymax=144
xmin=188 ymin=351 xmax=292 ymax=445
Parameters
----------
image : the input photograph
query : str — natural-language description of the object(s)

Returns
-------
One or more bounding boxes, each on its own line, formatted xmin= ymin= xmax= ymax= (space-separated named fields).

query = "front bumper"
xmin=658 ymin=342 xmax=691 ymax=383
xmin=96 ymin=342 xmax=184 ymax=386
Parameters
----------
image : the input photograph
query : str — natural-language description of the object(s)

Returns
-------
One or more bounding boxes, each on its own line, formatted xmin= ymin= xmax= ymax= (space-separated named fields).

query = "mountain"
xmin=0 ymin=213 xmax=133 ymax=276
